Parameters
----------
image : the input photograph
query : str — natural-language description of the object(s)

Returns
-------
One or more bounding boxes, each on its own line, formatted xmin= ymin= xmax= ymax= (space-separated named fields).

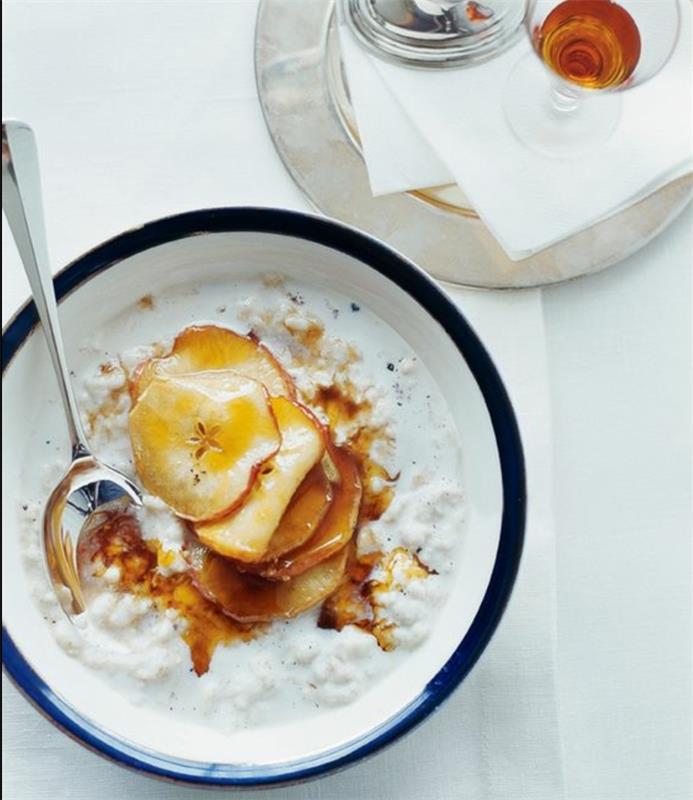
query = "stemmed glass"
xmin=504 ymin=0 xmax=682 ymax=158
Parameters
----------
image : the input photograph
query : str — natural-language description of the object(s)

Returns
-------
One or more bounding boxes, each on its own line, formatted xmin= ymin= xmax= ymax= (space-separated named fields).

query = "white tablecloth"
xmin=2 ymin=2 xmax=691 ymax=799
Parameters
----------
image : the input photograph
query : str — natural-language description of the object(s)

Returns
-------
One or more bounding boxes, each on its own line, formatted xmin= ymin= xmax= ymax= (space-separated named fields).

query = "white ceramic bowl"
xmin=2 ymin=208 xmax=525 ymax=786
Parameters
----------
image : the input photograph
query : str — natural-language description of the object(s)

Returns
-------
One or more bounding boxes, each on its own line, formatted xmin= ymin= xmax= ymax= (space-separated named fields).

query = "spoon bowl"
xmin=2 ymin=119 xmax=141 ymax=618
xmin=44 ymin=456 xmax=141 ymax=615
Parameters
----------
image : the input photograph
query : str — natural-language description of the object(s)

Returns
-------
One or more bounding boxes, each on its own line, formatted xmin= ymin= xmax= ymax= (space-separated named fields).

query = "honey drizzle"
xmin=85 ymin=362 xmax=129 ymax=435
xmin=137 ymin=294 xmax=155 ymax=311
xmin=319 ymin=547 xmax=436 ymax=650
xmin=78 ymin=508 xmax=257 ymax=675
xmin=82 ymin=322 xmax=410 ymax=673
xmin=312 ymin=382 xmax=397 ymax=524
xmin=274 ymin=306 xmax=395 ymax=523
xmin=318 ymin=549 xmax=381 ymax=638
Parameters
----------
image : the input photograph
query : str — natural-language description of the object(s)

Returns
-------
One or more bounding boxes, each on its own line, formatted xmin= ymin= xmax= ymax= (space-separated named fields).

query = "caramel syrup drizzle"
xmin=79 ymin=508 xmax=258 ymax=675
xmin=80 ymin=346 xmax=413 ymax=674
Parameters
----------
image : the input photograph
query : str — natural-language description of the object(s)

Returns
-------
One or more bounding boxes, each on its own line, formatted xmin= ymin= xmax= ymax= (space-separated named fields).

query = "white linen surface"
xmin=2 ymin=2 xmax=691 ymax=800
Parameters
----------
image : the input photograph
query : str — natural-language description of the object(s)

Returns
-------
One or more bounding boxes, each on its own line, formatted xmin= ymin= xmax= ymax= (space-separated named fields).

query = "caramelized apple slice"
xmin=262 ymin=464 xmax=334 ymax=561
xmin=195 ymin=397 xmax=325 ymax=561
xmin=131 ymin=324 xmax=294 ymax=400
xmin=129 ymin=371 xmax=280 ymax=521
xmin=190 ymin=544 xmax=348 ymax=623
xmin=258 ymin=445 xmax=362 ymax=580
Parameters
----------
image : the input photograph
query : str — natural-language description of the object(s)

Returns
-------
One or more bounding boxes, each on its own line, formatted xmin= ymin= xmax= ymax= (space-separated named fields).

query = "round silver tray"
xmin=255 ymin=0 xmax=693 ymax=289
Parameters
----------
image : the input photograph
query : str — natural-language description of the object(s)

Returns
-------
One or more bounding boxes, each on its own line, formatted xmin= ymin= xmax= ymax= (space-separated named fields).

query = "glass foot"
xmin=504 ymin=53 xmax=622 ymax=159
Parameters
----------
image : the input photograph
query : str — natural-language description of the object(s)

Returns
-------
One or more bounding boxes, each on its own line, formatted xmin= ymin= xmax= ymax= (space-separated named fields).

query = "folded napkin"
xmin=339 ymin=4 xmax=693 ymax=260
xmin=339 ymin=26 xmax=454 ymax=194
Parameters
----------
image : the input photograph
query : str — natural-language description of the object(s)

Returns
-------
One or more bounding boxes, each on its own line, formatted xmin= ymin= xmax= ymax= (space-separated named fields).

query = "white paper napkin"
xmin=339 ymin=24 xmax=454 ymax=193
xmin=340 ymin=4 xmax=693 ymax=259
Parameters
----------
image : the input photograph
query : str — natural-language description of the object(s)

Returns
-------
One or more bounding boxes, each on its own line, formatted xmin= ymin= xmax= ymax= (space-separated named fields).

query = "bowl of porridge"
xmin=2 ymin=208 xmax=525 ymax=786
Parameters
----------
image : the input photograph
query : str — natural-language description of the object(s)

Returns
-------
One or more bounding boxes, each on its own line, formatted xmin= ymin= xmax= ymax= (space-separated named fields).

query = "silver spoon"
xmin=2 ymin=120 xmax=141 ymax=617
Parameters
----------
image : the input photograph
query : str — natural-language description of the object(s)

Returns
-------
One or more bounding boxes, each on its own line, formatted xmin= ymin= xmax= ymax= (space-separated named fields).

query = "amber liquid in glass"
xmin=536 ymin=0 xmax=641 ymax=90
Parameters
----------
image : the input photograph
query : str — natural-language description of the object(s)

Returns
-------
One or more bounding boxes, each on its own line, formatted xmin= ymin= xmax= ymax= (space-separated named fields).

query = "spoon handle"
xmin=2 ymin=120 xmax=90 ymax=457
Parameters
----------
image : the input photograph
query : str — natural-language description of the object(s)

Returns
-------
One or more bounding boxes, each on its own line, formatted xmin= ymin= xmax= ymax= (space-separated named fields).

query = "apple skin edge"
xmin=128 ymin=324 xmax=295 ymax=403
xmin=189 ymin=545 xmax=349 ymax=624
xmin=241 ymin=441 xmax=362 ymax=581
xmin=194 ymin=396 xmax=327 ymax=561
xmin=126 ymin=323 xmax=361 ymax=626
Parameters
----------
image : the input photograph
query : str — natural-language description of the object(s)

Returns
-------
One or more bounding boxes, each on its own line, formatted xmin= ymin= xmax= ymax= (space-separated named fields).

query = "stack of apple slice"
xmin=128 ymin=325 xmax=362 ymax=623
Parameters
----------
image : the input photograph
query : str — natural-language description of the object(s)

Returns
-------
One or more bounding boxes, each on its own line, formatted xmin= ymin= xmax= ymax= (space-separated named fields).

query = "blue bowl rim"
xmin=2 ymin=206 xmax=525 ymax=787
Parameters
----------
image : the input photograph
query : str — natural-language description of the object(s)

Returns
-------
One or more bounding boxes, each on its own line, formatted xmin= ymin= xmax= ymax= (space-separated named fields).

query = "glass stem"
xmin=551 ymin=84 xmax=581 ymax=114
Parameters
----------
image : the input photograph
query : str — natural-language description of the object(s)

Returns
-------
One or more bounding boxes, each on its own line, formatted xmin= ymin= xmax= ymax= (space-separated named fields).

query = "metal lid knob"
xmin=343 ymin=0 xmax=526 ymax=68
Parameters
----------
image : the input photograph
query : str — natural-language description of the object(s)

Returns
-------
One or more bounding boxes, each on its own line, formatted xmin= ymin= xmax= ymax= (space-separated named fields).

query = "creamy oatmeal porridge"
xmin=20 ymin=274 xmax=465 ymax=731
